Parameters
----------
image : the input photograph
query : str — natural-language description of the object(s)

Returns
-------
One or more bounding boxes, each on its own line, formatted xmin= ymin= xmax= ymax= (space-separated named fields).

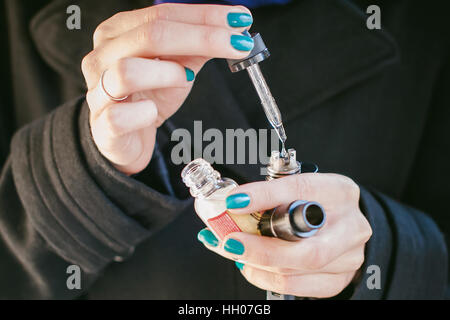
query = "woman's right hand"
xmin=82 ymin=4 xmax=254 ymax=175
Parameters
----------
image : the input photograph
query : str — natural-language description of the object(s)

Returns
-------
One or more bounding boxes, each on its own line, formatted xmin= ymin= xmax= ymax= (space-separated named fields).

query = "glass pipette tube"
xmin=246 ymin=63 xmax=287 ymax=157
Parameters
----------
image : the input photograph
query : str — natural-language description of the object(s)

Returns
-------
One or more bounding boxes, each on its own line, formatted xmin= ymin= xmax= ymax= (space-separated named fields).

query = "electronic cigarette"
xmin=258 ymin=149 xmax=325 ymax=241
xmin=258 ymin=149 xmax=325 ymax=300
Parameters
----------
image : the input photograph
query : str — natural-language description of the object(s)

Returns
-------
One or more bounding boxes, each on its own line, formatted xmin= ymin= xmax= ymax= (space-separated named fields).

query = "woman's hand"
xmin=81 ymin=4 xmax=254 ymax=175
xmin=197 ymin=173 xmax=373 ymax=298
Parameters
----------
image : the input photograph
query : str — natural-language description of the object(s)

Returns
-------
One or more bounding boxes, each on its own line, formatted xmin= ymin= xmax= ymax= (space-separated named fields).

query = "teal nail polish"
xmin=227 ymin=13 xmax=253 ymax=28
xmin=185 ymin=68 xmax=195 ymax=82
xmin=197 ymin=229 xmax=218 ymax=247
xmin=224 ymin=238 xmax=245 ymax=255
xmin=235 ymin=261 xmax=245 ymax=270
xmin=226 ymin=193 xmax=250 ymax=209
xmin=230 ymin=35 xmax=254 ymax=51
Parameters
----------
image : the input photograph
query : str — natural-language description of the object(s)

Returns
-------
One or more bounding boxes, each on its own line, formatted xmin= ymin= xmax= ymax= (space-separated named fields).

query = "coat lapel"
xmin=29 ymin=0 xmax=148 ymax=87
xmin=224 ymin=0 xmax=400 ymax=125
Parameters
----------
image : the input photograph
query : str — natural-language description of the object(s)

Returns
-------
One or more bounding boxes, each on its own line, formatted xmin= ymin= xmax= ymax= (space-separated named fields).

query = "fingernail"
xmin=226 ymin=193 xmax=250 ymax=209
xmin=224 ymin=238 xmax=245 ymax=255
xmin=235 ymin=261 xmax=245 ymax=270
xmin=185 ymin=67 xmax=195 ymax=82
xmin=230 ymin=35 xmax=254 ymax=51
xmin=197 ymin=229 xmax=218 ymax=247
xmin=227 ymin=13 xmax=253 ymax=28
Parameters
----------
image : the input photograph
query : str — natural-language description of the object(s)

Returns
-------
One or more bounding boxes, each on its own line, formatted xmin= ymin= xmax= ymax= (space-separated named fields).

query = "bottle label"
xmin=207 ymin=211 xmax=242 ymax=240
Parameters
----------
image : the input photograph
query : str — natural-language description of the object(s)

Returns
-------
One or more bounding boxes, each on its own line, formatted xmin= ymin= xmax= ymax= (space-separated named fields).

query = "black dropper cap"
xmin=227 ymin=30 xmax=271 ymax=73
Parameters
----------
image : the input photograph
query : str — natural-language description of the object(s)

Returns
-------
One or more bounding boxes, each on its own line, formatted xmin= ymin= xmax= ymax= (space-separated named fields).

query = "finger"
xmin=86 ymin=57 xmax=192 ymax=118
xmin=236 ymin=246 xmax=366 ymax=276
xmin=82 ymin=20 xmax=254 ymax=89
xmin=225 ymin=173 xmax=360 ymax=214
xmin=239 ymin=265 xmax=355 ymax=298
xmin=92 ymin=99 xmax=158 ymax=143
xmin=108 ymin=126 xmax=156 ymax=175
xmin=200 ymin=231 xmax=318 ymax=270
xmin=200 ymin=223 xmax=366 ymax=271
xmin=94 ymin=4 xmax=252 ymax=47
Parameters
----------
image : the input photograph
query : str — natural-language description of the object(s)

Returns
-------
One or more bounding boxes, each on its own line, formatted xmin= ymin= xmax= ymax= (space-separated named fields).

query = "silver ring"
xmin=100 ymin=70 xmax=129 ymax=102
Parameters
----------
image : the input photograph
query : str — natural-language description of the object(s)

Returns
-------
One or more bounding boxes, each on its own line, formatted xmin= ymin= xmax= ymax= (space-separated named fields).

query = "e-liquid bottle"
xmin=181 ymin=159 xmax=261 ymax=240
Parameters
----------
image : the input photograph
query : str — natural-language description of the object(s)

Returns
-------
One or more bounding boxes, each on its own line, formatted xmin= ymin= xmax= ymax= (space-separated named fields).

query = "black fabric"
xmin=0 ymin=0 xmax=448 ymax=299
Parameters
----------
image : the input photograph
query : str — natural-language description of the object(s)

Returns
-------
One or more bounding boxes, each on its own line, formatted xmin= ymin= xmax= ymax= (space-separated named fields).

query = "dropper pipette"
xmin=227 ymin=31 xmax=288 ymax=157
xmin=246 ymin=62 xmax=287 ymax=157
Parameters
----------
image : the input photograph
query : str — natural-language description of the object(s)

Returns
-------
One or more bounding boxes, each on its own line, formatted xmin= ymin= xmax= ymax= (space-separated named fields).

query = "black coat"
xmin=0 ymin=0 xmax=448 ymax=299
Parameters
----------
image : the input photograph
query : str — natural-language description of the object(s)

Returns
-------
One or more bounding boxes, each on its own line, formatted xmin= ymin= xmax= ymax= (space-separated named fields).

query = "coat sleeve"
xmin=0 ymin=98 xmax=191 ymax=299
xmin=351 ymin=55 xmax=450 ymax=300
xmin=350 ymin=187 xmax=448 ymax=299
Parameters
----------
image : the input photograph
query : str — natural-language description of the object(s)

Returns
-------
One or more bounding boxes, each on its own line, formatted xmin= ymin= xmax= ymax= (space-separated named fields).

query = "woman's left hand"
xmin=197 ymin=173 xmax=372 ymax=298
